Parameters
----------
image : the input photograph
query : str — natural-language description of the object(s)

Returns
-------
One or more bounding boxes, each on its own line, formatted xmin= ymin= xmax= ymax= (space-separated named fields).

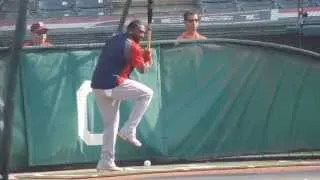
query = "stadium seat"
xmin=309 ymin=0 xmax=320 ymax=6
xmin=112 ymin=4 xmax=197 ymax=16
xmin=313 ymin=0 xmax=320 ymax=6
xmin=36 ymin=10 xmax=77 ymax=18
xmin=112 ymin=0 xmax=195 ymax=8
xmin=76 ymin=8 xmax=111 ymax=17
xmin=0 ymin=0 xmax=20 ymax=19
xmin=201 ymin=1 xmax=238 ymax=13
xmin=112 ymin=0 xmax=146 ymax=8
xmin=200 ymin=0 xmax=233 ymax=3
xmin=74 ymin=0 xmax=110 ymax=9
xmin=238 ymin=0 xmax=274 ymax=11
xmin=199 ymin=0 xmax=238 ymax=13
xmin=274 ymin=0 xmax=311 ymax=9
xmin=154 ymin=0 xmax=194 ymax=5
xmin=0 ymin=0 xmax=19 ymax=12
xmin=38 ymin=0 xmax=74 ymax=11
xmin=0 ymin=12 xmax=18 ymax=19
xmin=4 ymin=12 xmax=18 ymax=19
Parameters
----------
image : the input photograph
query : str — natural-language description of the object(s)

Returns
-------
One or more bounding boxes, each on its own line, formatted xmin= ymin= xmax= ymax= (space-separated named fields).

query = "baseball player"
xmin=91 ymin=19 xmax=153 ymax=171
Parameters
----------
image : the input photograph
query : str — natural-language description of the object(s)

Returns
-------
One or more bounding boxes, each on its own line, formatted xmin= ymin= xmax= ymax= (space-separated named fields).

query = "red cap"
xmin=30 ymin=22 xmax=48 ymax=34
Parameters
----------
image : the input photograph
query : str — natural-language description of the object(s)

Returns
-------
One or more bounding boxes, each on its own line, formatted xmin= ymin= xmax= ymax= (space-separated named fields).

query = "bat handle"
xmin=147 ymin=29 xmax=152 ymax=50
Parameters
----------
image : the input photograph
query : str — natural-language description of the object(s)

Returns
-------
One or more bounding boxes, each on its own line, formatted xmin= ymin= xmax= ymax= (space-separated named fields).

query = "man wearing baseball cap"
xmin=23 ymin=22 xmax=52 ymax=47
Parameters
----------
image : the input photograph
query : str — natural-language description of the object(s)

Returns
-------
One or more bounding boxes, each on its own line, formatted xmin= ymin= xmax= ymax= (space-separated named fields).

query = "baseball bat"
xmin=147 ymin=0 xmax=153 ymax=49
xmin=118 ymin=0 xmax=132 ymax=33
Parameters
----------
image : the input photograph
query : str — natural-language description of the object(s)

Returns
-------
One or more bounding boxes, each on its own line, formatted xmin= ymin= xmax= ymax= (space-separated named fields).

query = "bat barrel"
xmin=147 ymin=0 xmax=153 ymax=24
xmin=147 ymin=0 xmax=153 ymax=49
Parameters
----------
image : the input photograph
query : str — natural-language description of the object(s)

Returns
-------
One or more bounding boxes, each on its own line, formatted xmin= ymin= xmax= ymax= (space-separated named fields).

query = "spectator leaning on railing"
xmin=22 ymin=22 xmax=52 ymax=47
xmin=177 ymin=11 xmax=207 ymax=40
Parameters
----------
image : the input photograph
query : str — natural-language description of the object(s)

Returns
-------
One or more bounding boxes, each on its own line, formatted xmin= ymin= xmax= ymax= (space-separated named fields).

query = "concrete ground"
xmin=10 ymin=159 xmax=320 ymax=180
xmin=142 ymin=167 xmax=320 ymax=180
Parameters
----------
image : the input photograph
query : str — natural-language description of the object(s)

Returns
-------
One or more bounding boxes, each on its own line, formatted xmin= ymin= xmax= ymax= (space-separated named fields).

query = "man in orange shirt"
xmin=23 ymin=22 xmax=52 ymax=47
xmin=177 ymin=11 xmax=207 ymax=40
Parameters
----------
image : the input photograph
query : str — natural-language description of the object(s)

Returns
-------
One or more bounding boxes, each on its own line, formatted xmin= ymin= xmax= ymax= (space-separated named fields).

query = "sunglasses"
xmin=36 ymin=32 xmax=46 ymax=35
xmin=32 ymin=29 xmax=47 ymax=35
xmin=186 ymin=19 xmax=199 ymax=23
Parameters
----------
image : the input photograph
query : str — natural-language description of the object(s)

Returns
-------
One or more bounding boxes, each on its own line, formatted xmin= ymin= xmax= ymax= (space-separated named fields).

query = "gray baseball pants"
xmin=93 ymin=79 xmax=153 ymax=168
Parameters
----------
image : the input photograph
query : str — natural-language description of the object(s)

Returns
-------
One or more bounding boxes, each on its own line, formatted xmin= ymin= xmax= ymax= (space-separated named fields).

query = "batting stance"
xmin=91 ymin=20 xmax=153 ymax=171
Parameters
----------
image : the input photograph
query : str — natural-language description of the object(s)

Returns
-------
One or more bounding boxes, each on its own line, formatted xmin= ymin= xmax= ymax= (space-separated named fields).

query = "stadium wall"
xmin=1 ymin=39 xmax=320 ymax=170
